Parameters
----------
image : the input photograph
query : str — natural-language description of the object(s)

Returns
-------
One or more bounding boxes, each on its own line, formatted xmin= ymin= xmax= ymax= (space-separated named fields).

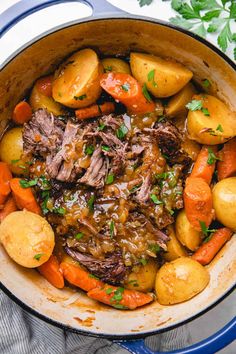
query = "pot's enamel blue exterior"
xmin=0 ymin=1 xmax=235 ymax=353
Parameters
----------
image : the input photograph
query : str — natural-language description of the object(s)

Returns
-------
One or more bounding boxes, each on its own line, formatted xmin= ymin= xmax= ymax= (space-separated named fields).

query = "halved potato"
xmin=164 ymin=226 xmax=187 ymax=261
xmin=165 ymin=82 xmax=196 ymax=117
xmin=0 ymin=210 xmax=55 ymax=268
xmin=101 ymin=58 xmax=131 ymax=74
xmin=52 ymin=48 xmax=103 ymax=108
xmin=125 ymin=259 xmax=158 ymax=292
xmin=175 ymin=210 xmax=202 ymax=251
xmin=30 ymin=78 xmax=65 ymax=116
xmin=187 ymin=94 xmax=236 ymax=145
xmin=130 ymin=52 xmax=193 ymax=97
xmin=155 ymin=257 xmax=210 ymax=305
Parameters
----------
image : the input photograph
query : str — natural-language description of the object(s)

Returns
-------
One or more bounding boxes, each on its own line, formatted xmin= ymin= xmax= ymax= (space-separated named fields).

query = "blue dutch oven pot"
xmin=0 ymin=1 xmax=235 ymax=353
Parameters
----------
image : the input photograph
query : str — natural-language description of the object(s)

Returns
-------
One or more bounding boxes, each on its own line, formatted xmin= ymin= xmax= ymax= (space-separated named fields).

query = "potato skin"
xmin=165 ymin=82 xmax=196 ymax=117
xmin=125 ymin=259 xmax=158 ymax=292
xmin=187 ymin=94 xmax=236 ymax=145
xmin=52 ymin=48 xmax=103 ymax=108
xmin=101 ymin=58 xmax=131 ymax=74
xmin=155 ymin=257 xmax=210 ymax=305
xmin=0 ymin=210 xmax=55 ymax=268
xmin=213 ymin=177 xmax=236 ymax=231
xmin=164 ymin=226 xmax=187 ymax=261
xmin=130 ymin=52 xmax=193 ymax=98
xmin=175 ymin=210 xmax=202 ymax=251
xmin=0 ymin=128 xmax=26 ymax=175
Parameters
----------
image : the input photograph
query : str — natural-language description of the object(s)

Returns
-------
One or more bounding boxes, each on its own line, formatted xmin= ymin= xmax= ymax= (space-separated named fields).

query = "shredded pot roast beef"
xmin=23 ymin=108 xmax=192 ymax=286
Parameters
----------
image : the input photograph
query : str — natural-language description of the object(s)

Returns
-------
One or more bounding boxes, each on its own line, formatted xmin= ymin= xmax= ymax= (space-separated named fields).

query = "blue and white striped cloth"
xmin=0 ymin=291 xmax=192 ymax=353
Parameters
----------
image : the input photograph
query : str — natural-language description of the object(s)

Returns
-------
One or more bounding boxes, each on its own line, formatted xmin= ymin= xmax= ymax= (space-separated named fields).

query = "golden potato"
xmin=187 ymin=94 xmax=236 ymax=145
xmin=52 ymin=48 xmax=103 ymax=108
xmin=213 ymin=177 xmax=236 ymax=230
xmin=0 ymin=128 xmax=27 ymax=175
xmin=182 ymin=137 xmax=201 ymax=162
xmin=0 ymin=210 xmax=55 ymax=268
xmin=165 ymin=82 xmax=196 ymax=117
xmin=155 ymin=257 xmax=210 ymax=305
xmin=125 ymin=259 xmax=158 ymax=292
xmin=101 ymin=58 xmax=131 ymax=74
xmin=130 ymin=52 xmax=193 ymax=98
xmin=175 ymin=210 xmax=202 ymax=251
xmin=30 ymin=81 xmax=65 ymax=116
xmin=164 ymin=226 xmax=187 ymax=261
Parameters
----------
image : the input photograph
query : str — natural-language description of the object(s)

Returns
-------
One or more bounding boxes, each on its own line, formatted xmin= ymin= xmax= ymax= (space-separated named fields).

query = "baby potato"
xmin=213 ymin=177 xmax=236 ymax=231
xmin=164 ymin=226 xmax=187 ymax=262
xmin=0 ymin=128 xmax=27 ymax=175
xmin=52 ymin=48 xmax=103 ymax=108
xmin=130 ymin=52 xmax=193 ymax=97
xmin=0 ymin=210 xmax=55 ymax=268
xmin=165 ymin=82 xmax=196 ymax=117
xmin=125 ymin=259 xmax=158 ymax=292
xmin=187 ymin=94 xmax=236 ymax=145
xmin=175 ymin=210 xmax=202 ymax=251
xmin=30 ymin=80 xmax=65 ymax=116
xmin=101 ymin=58 xmax=131 ymax=74
xmin=155 ymin=257 xmax=210 ymax=305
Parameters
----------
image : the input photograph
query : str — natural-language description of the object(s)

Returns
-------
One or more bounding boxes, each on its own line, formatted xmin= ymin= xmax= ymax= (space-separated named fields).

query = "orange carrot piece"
xmin=0 ymin=196 xmax=17 ymax=222
xmin=191 ymin=146 xmax=217 ymax=184
xmin=100 ymin=72 xmax=155 ymax=114
xmin=60 ymin=262 xmax=103 ymax=292
xmin=10 ymin=178 xmax=41 ymax=215
xmin=192 ymin=228 xmax=233 ymax=265
xmin=217 ymin=138 xmax=236 ymax=180
xmin=38 ymin=255 xmax=64 ymax=289
xmin=87 ymin=284 xmax=153 ymax=310
xmin=184 ymin=177 xmax=214 ymax=231
xmin=0 ymin=162 xmax=13 ymax=205
xmin=75 ymin=102 xmax=115 ymax=120
xmin=36 ymin=75 xmax=53 ymax=97
xmin=12 ymin=101 xmax=32 ymax=124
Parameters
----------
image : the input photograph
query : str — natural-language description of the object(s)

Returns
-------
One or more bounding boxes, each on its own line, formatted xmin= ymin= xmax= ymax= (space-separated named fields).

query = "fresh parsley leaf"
xmin=41 ymin=190 xmax=50 ymax=215
xmin=148 ymin=243 xmax=160 ymax=254
xmin=98 ymin=123 xmax=106 ymax=131
xmin=116 ymin=124 xmax=128 ymax=139
xmin=87 ymin=195 xmax=95 ymax=211
xmin=110 ymin=220 xmax=115 ymax=238
xmin=203 ymin=234 xmax=213 ymax=244
xmin=105 ymin=287 xmax=113 ymax=295
xmin=102 ymin=145 xmax=110 ymax=152
xmin=54 ymin=207 xmax=66 ymax=215
xmin=218 ymin=21 xmax=232 ymax=52
xmin=34 ymin=253 xmax=44 ymax=261
xmin=104 ymin=66 xmax=112 ymax=72
xmin=194 ymin=23 xmax=207 ymax=38
xmin=88 ymin=274 xmax=99 ymax=279
xmin=85 ymin=145 xmax=94 ymax=155
xmin=147 ymin=69 xmax=157 ymax=87
xmin=230 ymin=2 xmax=236 ymax=19
xmin=207 ymin=148 xmax=220 ymax=165
xmin=20 ymin=178 xmax=38 ymax=188
xmin=106 ymin=174 xmax=114 ymax=185
xmin=170 ymin=16 xmax=196 ymax=30
xmin=112 ymin=304 xmax=128 ymax=309
xmin=171 ymin=0 xmax=200 ymax=20
xmin=186 ymin=99 xmax=203 ymax=111
xmin=110 ymin=287 xmax=124 ymax=303
xmin=199 ymin=221 xmax=217 ymax=237
xmin=202 ymin=107 xmax=210 ymax=116
xmin=139 ymin=258 xmax=148 ymax=266
xmin=216 ymin=124 xmax=223 ymax=132
xmin=74 ymin=94 xmax=87 ymax=101
xmin=150 ymin=194 xmax=163 ymax=205
xmin=138 ymin=0 xmax=153 ymax=6
xmin=121 ymin=83 xmax=130 ymax=92
xmin=202 ymin=9 xmax=221 ymax=22
xmin=75 ymin=232 xmax=84 ymax=240
xmin=11 ymin=159 xmax=20 ymax=164
xmin=142 ymin=83 xmax=152 ymax=102
xmin=202 ymin=79 xmax=211 ymax=88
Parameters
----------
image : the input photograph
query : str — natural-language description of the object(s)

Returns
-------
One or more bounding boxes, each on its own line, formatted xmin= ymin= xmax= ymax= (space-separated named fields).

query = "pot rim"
xmin=1 ymin=14 xmax=235 ymax=338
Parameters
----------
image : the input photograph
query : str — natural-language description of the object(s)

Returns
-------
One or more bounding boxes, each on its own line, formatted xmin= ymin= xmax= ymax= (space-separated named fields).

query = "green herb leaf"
xmin=106 ymin=174 xmax=114 ymax=185
xmin=110 ymin=287 xmax=124 ymax=303
xmin=102 ymin=145 xmax=110 ymax=152
xmin=148 ymin=244 xmax=160 ymax=254
xmin=98 ymin=123 xmax=106 ymax=131
xmin=138 ymin=0 xmax=153 ymax=7
xmin=110 ymin=220 xmax=115 ymax=238
xmin=20 ymin=178 xmax=38 ymax=188
xmin=186 ymin=99 xmax=203 ymax=111
xmin=105 ymin=287 xmax=113 ymax=295
xmin=150 ymin=194 xmax=163 ymax=205
xmin=104 ymin=66 xmax=112 ymax=72
xmin=87 ymin=195 xmax=95 ymax=211
xmin=34 ymin=253 xmax=44 ymax=261
xmin=88 ymin=273 xmax=99 ymax=279
xmin=116 ymin=124 xmax=128 ymax=139
xmin=75 ymin=232 xmax=84 ymax=240
xmin=74 ymin=94 xmax=87 ymax=101
xmin=201 ymin=107 xmax=210 ymax=116
xmin=11 ymin=159 xmax=20 ymax=164
xmin=199 ymin=221 xmax=217 ymax=237
xmin=202 ymin=79 xmax=211 ymax=88
xmin=139 ymin=258 xmax=148 ymax=266
xmin=85 ymin=145 xmax=95 ymax=155
xmin=54 ymin=207 xmax=66 ymax=215
xmin=170 ymin=16 xmax=196 ymax=30
xmin=202 ymin=9 xmax=221 ymax=22
xmin=121 ymin=83 xmax=130 ymax=92
xmin=216 ymin=124 xmax=224 ymax=132
xmin=147 ymin=69 xmax=157 ymax=87
xmin=142 ymin=83 xmax=152 ymax=102
xmin=41 ymin=190 xmax=50 ymax=215
xmin=218 ymin=21 xmax=232 ymax=52
xmin=230 ymin=2 xmax=236 ymax=19
xmin=207 ymin=148 xmax=221 ymax=165
xmin=194 ymin=23 xmax=207 ymax=38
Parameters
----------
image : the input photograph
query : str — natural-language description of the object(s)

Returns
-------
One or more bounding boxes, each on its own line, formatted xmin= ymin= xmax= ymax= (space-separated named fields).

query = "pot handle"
xmin=117 ymin=316 xmax=236 ymax=354
xmin=0 ymin=0 xmax=126 ymax=37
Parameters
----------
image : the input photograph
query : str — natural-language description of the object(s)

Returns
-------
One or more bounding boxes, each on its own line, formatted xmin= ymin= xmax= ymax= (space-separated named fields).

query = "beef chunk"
xmin=65 ymin=247 xmax=126 ymax=285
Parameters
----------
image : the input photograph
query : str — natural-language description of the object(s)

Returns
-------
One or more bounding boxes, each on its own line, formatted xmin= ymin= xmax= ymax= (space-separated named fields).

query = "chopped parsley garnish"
xmin=186 ymin=99 xmax=210 ymax=116
xmin=148 ymin=244 xmax=160 ymax=254
xmin=104 ymin=66 xmax=112 ymax=72
xmin=105 ymin=287 xmax=113 ymax=295
xmin=150 ymin=194 xmax=163 ymax=205
xmin=202 ymin=79 xmax=211 ymax=88
xmin=142 ymin=83 xmax=152 ymax=102
xmin=128 ymin=280 xmax=139 ymax=287
xmin=116 ymin=124 xmax=128 ymax=139
xmin=75 ymin=232 xmax=84 ymax=240
xmin=85 ymin=145 xmax=95 ymax=155
xmin=41 ymin=190 xmax=50 ymax=215
xmin=88 ymin=274 xmax=99 ymax=279
xmin=121 ymin=83 xmax=130 ymax=92
xmin=38 ymin=175 xmax=51 ymax=190
xmin=110 ymin=287 xmax=124 ymax=303
xmin=112 ymin=304 xmax=127 ymax=309
xmin=139 ymin=258 xmax=148 ymax=266
xmin=11 ymin=159 xmax=20 ymax=164
xmin=203 ymin=234 xmax=213 ymax=244
xmin=34 ymin=253 xmax=44 ymax=261
xmin=98 ymin=123 xmax=106 ymax=131
xmin=20 ymin=178 xmax=38 ymax=188
xmin=110 ymin=220 xmax=115 ymax=238
xmin=216 ymin=124 xmax=223 ymax=132
xmin=54 ymin=207 xmax=66 ymax=216
xmin=199 ymin=221 xmax=217 ymax=238
xmin=106 ymin=174 xmax=114 ymax=185
xmin=201 ymin=107 xmax=210 ymax=116
xmin=87 ymin=195 xmax=95 ymax=211
xmin=74 ymin=94 xmax=87 ymax=101
xmin=169 ymin=209 xmax=175 ymax=216
xmin=102 ymin=145 xmax=110 ymax=152
xmin=147 ymin=69 xmax=157 ymax=87
xmin=207 ymin=148 xmax=221 ymax=165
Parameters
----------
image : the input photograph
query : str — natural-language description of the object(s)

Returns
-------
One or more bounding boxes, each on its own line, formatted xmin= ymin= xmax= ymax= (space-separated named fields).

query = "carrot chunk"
xmin=217 ymin=138 xmax=236 ymax=180
xmin=192 ymin=228 xmax=233 ymax=265
xmin=0 ymin=162 xmax=13 ymax=205
xmin=38 ymin=255 xmax=64 ymax=289
xmin=75 ymin=102 xmax=115 ymax=120
xmin=0 ymin=196 xmax=17 ymax=222
xmin=12 ymin=101 xmax=32 ymax=124
xmin=191 ymin=145 xmax=217 ymax=184
xmin=10 ymin=178 xmax=41 ymax=215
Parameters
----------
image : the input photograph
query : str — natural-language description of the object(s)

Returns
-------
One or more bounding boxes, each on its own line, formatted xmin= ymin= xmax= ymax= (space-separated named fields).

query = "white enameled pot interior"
xmin=0 ymin=18 xmax=235 ymax=337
